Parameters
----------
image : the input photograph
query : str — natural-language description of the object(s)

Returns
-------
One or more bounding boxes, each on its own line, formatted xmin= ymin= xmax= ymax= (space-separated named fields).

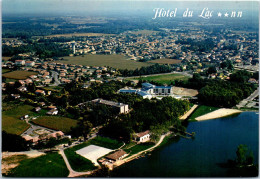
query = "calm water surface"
xmin=112 ymin=112 xmax=259 ymax=177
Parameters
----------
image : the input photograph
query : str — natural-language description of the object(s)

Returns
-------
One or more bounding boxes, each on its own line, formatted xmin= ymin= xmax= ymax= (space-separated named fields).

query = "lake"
xmin=111 ymin=112 xmax=259 ymax=177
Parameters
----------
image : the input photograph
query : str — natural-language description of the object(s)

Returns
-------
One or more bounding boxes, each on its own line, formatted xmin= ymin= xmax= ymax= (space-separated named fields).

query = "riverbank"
xmin=111 ymin=132 xmax=172 ymax=169
xmin=195 ymin=108 xmax=242 ymax=121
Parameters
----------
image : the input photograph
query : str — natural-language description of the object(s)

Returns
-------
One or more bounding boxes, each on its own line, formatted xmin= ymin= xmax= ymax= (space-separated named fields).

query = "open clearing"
xmin=7 ymin=152 xmax=69 ymax=177
xmin=2 ymin=56 xmax=13 ymax=61
xmin=129 ymin=73 xmax=190 ymax=85
xmin=32 ymin=116 xmax=78 ymax=133
xmin=46 ymin=33 xmax=114 ymax=38
xmin=76 ymin=145 xmax=113 ymax=166
xmin=58 ymin=54 xmax=152 ymax=70
xmin=2 ymin=71 xmax=38 ymax=80
xmin=148 ymin=58 xmax=182 ymax=65
xmin=172 ymin=86 xmax=198 ymax=96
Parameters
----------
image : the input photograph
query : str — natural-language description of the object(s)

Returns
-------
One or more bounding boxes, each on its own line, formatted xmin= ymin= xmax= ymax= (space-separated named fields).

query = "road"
xmin=21 ymin=120 xmax=58 ymax=137
xmin=50 ymin=71 xmax=61 ymax=86
xmin=123 ymin=71 xmax=193 ymax=79
xmin=236 ymin=88 xmax=259 ymax=109
xmin=59 ymin=149 xmax=95 ymax=177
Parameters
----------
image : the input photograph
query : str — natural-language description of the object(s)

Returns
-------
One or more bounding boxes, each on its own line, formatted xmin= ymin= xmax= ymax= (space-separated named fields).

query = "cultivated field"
xmin=58 ymin=54 xmax=152 ymax=70
xmin=129 ymin=73 xmax=190 ymax=85
xmin=148 ymin=58 xmax=182 ymax=65
xmin=130 ymin=30 xmax=159 ymax=35
xmin=2 ymin=56 xmax=13 ymax=61
xmin=32 ymin=116 xmax=78 ymax=133
xmin=46 ymin=33 xmax=114 ymax=38
xmin=2 ymin=71 xmax=38 ymax=80
xmin=2 ymin=105 xmax=34 ymax=135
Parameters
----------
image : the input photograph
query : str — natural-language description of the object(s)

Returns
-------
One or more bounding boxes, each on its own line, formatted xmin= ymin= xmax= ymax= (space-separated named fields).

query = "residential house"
xmin=35 ymin=89 xmax=46 ymax=95
xmin=105 ymin=150 xmax=127 ymax=162
xmin=15 ymin=60 xmax=25 ymax=66
xmin=133 ymin=130 xmax=150 ymax=142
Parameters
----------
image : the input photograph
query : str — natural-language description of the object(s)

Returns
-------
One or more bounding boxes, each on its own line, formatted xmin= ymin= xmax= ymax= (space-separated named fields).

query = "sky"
xmin=2 ymin=0 xmax=259 ymax=16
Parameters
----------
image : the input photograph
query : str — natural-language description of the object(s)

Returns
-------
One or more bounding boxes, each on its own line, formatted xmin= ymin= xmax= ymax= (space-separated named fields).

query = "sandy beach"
xmin=195 ymin=108 xmax=242 ymax=121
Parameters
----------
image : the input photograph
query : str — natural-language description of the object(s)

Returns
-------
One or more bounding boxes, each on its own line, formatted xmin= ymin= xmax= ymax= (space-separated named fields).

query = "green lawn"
xmin=64 ymin=149 xmax=97 ymax=172
xmin=188 ymin=105 xmax=219 ymax=121
xmin=32 ymin=116 xmax=78 ymax=133
xmin=57 ymin=54 xmax=152 ymax=70
xmin=124 ymin=142 xmax=155 ymax=156
xmin=2 ymin=105 xmax=34 ymax=135
xmin=128 ymin=73 xmax=190 ymax=85
xmin=2 ymin=70 xmax=38 ymax=80
xmin=7 ymin=152 xmax=69 ymax=177
xmin=89 ymin=136 xmax=124 ymax=149
xmin=2 ymin=68 xmax=12 ymax=74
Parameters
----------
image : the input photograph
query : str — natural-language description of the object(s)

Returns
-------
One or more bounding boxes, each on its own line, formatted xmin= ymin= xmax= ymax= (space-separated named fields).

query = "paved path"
xmin=59 ymin=149 xmax=93 ymax=177
xmin=180 ymin=105 xmax=198 ymax=120
xmin=115 ymin=132 xmax=170 ymax=166
xmin=236 ymin=88 xmax=259 ymax=109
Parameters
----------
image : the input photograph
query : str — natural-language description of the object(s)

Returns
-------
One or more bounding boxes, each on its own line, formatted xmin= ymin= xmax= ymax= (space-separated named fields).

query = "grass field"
xmin=148 ymin=58 xmax=182 ymax=65
xmin=7 ymin=152 xmax=69 ymax=177
xmin=64 ymin=149 xmax=97 ymax=172
xmin=32 ymin=116 xmax=78 ymax=133
xmin=129 ymin=73 xmax=190 ymax=85
xmin=46 ymin=33 xmax=114 ymax=38
xmin=188 ymin=105 xmax=219 ymax=121
xmin=2 ymin=105 xmax=34 ymax=135
xmin=57 ymin=54 xmax=152 ymax=70
xmin=2 ymin=71 xmax=38 ymax=80
xmin=124 ymin=142 xmax=155 ymax=156
xmin=2 ymin=68 xmax=12 ymax=73
xmin=2 ymin=56 xmax=13 ymax=61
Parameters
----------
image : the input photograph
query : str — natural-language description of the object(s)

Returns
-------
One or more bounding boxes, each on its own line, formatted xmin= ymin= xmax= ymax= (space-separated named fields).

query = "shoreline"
xmin=195 ymin=108 xmax=242 ymax=121
xmin=111 ymin=132 xmax=172 ymax=170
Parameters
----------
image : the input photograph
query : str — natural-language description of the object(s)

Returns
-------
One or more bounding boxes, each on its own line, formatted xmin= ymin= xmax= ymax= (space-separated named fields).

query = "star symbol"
xmin=217 ymin=12 xmax=222 ymax=17
xmin=224 ymin=13 xmax=229 ymax=17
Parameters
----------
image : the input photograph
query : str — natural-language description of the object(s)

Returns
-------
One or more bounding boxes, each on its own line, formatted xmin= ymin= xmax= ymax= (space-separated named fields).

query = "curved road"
xmin=59 ymin=149 xmax=95 ymax=177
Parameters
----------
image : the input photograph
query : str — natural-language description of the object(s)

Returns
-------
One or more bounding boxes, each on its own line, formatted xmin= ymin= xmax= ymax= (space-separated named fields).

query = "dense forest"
xmin=119 ymin=63 xmax=172 ymax=77
xmin=3 ymin=43 xmax=72 ymax=58
xmin=174 ymin=71 xmax=257 ymax=108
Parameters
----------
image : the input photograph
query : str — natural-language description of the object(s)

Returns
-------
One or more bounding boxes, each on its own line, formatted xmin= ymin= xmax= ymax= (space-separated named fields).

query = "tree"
xmin=207 ymin=66 xmax=217 ymax=75
xmin=2 ymin=131 xmax=30 ymax=151
xmin=236 ymin=144 xmax=254 ymax=166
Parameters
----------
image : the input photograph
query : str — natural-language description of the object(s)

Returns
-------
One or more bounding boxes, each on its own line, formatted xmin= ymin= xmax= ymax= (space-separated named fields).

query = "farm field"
xmin=2 ymin=68 xmax=12 ymax=73
xmin=2 ymin=56 xmax=12 ymax=61
xmin=2 ymin=71 xmax=38 ymax=80
xmin=129 ymin=73 xmax=190 ymax=85
xmin=58 ymin=54 xmax=152 ymax=70
xmin=45 ymin=33 xmax=114 ymax=38
xmin=32 ymin=116 xmax=78 ymax=133
xmin=2 ymin=105 xmax=34 ymax=135
xmin=7 ymin=152 xmax=69 ymax=177
xmin=148 ymin=58 xmax=182 ymax=65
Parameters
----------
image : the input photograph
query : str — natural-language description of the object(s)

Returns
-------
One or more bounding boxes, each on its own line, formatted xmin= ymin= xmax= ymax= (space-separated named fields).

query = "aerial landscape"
xmin=1 ymin=0 xmax=259 ymax=177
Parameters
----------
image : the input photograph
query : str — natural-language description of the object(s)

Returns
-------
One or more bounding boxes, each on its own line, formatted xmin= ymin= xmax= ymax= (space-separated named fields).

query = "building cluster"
xmin=119 ymin=82 xmax=173 ymax=99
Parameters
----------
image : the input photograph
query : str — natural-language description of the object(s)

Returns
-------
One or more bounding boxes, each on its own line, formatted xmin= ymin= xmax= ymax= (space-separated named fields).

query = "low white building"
xmin=133 ymin=130 xmax=150 ymax=142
